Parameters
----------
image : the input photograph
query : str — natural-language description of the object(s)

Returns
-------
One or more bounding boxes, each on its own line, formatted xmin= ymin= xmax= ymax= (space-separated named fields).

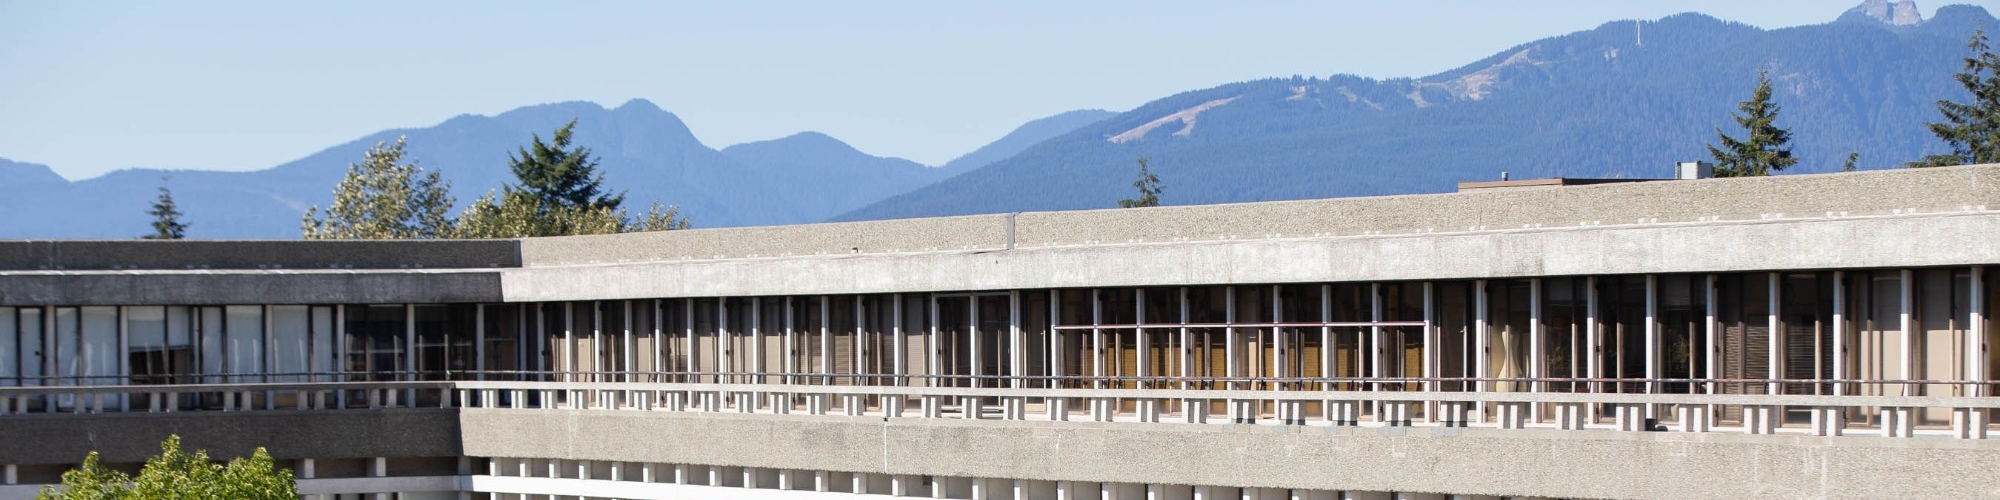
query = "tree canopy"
xmin=1911 ymin=30 xmax=2000 ymax=167
xmin=300 ymin=137 xmax=455 ymax=239
xmin=506 ymin=119 xmax=623 ymax=212
xmin=37 ymin=435 xmax=297 ymax=500
xmin=455 ymin=120 xmax=687 ymax=238
xmin=1707 ymin=70 xmax=1797 ymax=177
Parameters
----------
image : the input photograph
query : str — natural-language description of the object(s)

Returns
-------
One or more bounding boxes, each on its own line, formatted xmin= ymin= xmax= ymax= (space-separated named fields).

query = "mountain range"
xmin=836 ymin=2 xmax=1996 ymax=221
xmin=0 ymin=102 xmax=1112 ymax=238
xmin=0 ymin=1 xmax=1992 ymax=238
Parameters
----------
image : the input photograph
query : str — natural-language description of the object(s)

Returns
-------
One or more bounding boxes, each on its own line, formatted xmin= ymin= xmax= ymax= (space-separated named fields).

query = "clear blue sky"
xmin=0 ymin=0 xmax=1977 ymax=180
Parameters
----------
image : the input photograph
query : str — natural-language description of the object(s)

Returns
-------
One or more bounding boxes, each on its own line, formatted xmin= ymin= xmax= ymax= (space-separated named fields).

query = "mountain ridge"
xmin=0 ymin=102 xmax=1109 ymax=238
xmin=834 ymin=5 xmax=1995 ymax=222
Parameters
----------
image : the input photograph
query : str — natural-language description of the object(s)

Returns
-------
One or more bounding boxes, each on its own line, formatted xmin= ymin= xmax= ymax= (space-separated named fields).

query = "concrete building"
xmin=3 ymin=164 xmax=2000 ymax=500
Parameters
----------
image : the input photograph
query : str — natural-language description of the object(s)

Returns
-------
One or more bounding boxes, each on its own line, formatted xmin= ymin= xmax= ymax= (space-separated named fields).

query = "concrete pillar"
xmin=1970 ymin=265 xmax=1987 ymax=397
xmin=369 ymin=457 xmax=389 ymax=500
xmin=673 ymin=464 xmax=688 ymax=484
xmin=1645 ymin=274 xmax=1660 ymax=420
xmin=642 ymin=463 xmax=656 ymax=483
xmin=1395 ymin=493 xmax=1446 ymax=500
xmin=1474 ymin=279 xmax=1489 ymax=423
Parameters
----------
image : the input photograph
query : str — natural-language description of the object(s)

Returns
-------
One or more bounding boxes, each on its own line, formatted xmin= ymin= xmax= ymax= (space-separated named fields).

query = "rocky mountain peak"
xmin=1844 ymin=0 xmax=1924 ymax=26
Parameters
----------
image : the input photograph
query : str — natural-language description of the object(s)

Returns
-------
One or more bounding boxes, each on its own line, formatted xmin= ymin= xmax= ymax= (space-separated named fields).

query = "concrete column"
xmin=1011 ymin=290 xmax=1025 ymax=390
xmin=1901 ymin=269 xmax=1915 ymax=395
xmin=1422 ymin=282 xmax=1436 ymax=420
xmin=1370 ymin=282 xmax=1384 ymax=402
xmin=1584 ymin=276 xmax=1599 ymax=423
xmin=370 ymin=457 xmax=389 ymax=500
xmin=785 ymin=297 xmax=797 ymax=386
xmin=750 ymin=299 xmax=761 ymax=385
xmin=642 ymin=463 xmax=656 ymax=483
xmin=894 ymin=294 xmax=905 ymax=387
xmin=719 ymin=299 xmax=731 ymax=384
xmin=1646 ymin=274 xmax=1660 ymax=419
xmin=1528 ymin=279 xmax=1543 ymax=422
xmin=1832 ymin=272 xmax=1847 ymax=396
xmin=820 ymin=296 xmax=832 ymax=386
xmin=1181 ymin=287 xmax=1193 ymax=396
xmin=673 ymin=464 xmax=688 ymax=485
xmin=1768 ymin=272 xmax=1783 ymax=398
xmin=971 ymin=295 xmax=984 ymax=390
xmin=1474 ymin=280 xmax=1489 ymax=423
xmin=683 ymin=299 xmax=695 ymax=383
xmin=1969 ymin=265 xmax=1986 ymax=397
xmin=1342 ymin=491 xmax=1390 ymax=500
xmin=1225 ymin=286 xmax=1237 ymax=393
xmin=1093 ymin=289 xmax=1105 ymax=391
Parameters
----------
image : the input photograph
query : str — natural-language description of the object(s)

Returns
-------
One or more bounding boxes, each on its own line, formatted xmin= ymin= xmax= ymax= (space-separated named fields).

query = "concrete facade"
xmin=4 ymin=165 xmax=2000 ymax=500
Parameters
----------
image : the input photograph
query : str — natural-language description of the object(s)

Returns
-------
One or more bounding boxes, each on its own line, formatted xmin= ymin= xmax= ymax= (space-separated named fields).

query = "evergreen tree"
xmin=1706 ymin=70 xmax=1797 ymax=177
xmin=1842 ymin=152 xmax=1860 ymax=172
xmin=142 ymin=175 xmax=188 ymax=239
xmin=456 ymin=120 xmax=687 ymax=238
xmin=301 ymin=137 xmax=456 ymax=239
xmin=38 ymin=435 xmax=296 ymax=500
xmin=505 ymin=119 xmax=623 ymax=212
xmin=1911 ymin=30 xmax=2000 ymax=168
xmin=1117 ymin=156 xmax=1163 ymax=208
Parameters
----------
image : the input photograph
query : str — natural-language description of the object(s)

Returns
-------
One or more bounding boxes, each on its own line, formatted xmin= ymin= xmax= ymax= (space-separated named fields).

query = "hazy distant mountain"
xmin=0 ymin=159 xmax=66 ymax=190
xmin=0 ymin=103 xmax=1107 ymax=238
xmin=719 ymin=132 xmax=950 ymax=221
xmin=836 ymin=3 xmax=1998 ymax=221
xmin=940 ymin=109 xmax=1117 ymax=170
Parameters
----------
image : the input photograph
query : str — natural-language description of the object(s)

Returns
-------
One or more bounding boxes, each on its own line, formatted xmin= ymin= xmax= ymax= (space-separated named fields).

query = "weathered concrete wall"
xmin=1012 ymin=163 xmax=2000 ymax=248
xmin=459 ymin=409 xmax=2000 ymax=500
xmin=0 ymin=271 xmax=504 ymax=306
xmin=500 ymin=211 xmax=2000 ymax=301
xmin=0 ymin=240 xmax=520 ymax=271
xmin=512 ymin=164 xmax=2000 ymax=268
xmin=517 ymin=214 xmax=1010 ymax=266
xmin=0 ymin=410 xmax=463 ymax=464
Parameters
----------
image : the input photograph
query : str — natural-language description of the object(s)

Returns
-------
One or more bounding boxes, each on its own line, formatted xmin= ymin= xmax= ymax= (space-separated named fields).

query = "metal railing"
xmin=1 ymin=373 xmax=1995 ymax=440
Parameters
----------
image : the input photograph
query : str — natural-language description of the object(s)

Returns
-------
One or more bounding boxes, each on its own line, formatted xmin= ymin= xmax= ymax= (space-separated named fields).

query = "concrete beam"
xmin=457 ymin=409 xmax=2000 ymax=500
xmin=501 ymin=212 xmax=2000 ymax=301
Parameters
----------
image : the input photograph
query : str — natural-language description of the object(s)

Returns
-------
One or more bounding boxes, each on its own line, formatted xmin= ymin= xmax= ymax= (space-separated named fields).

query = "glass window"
xmin=225 ymin=305 xmax=264 ymax=380
xmin=311 ymin=307 xmax=335 ymax=381
xmin=81 ymin=307 xmax=119 ymax=385
xmin=272 ymin=306 xmax=310 ymax=383
xmin=20 ymin=308 xmax=43 ymax=386
xmin=54 ymin=307 xmax=78 ymax=385
xmin=199 ymin=307 xmax=225 ymax=382
xmin=0 ymin=308 xmax=15 ymax=386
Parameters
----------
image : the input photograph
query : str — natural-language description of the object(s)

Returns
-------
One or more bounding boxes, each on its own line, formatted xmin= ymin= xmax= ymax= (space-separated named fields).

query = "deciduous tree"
xmin=301 ymin=137 xmax=455 ymax=239
xmin=38 ymin=435 xmax=296 ymax=500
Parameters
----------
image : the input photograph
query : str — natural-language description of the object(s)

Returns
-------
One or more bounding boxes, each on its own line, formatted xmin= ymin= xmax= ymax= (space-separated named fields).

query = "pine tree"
xmin=1911 ymin=30 xmax=2000 ymax=168
xmin=142 ymin=175 xmax=188 ymax=239
xmin=506 ymin=119 xmax=623 ymax=212
xmin=301 ymin=137 xmax=456 ymax=239
xmin=455 ymin=120 xmax=688 ymax=238
xmin=1117 ymin=156 xmax=1163 ymax=208
xmin=1706 ymin=70 xmax=1797 ymax=177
